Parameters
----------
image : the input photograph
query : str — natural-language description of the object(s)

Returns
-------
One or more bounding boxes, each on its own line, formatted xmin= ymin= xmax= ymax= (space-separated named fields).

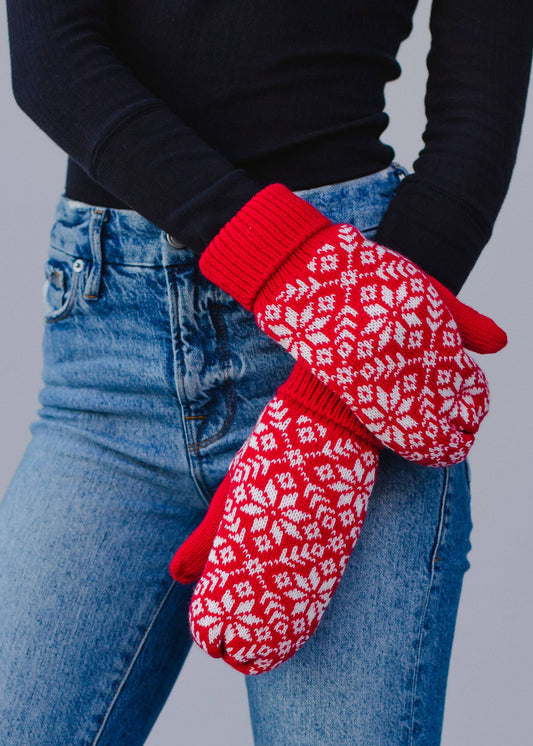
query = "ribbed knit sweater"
xmin=5 ymin=0 xmax=533 ymax=292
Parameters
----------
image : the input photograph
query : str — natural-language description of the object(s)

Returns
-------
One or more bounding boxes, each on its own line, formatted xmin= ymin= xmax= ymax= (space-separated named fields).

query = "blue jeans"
xmin=0 ymin=163 xmax=473 ymax=745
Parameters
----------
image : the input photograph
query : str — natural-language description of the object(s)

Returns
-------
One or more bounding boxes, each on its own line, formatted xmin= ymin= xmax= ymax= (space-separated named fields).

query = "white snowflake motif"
xmin=318 ymin=253 xmax=339 ymax=272
xmin=287 ymin=567 xmax=335 ymax=624
xmin=317 ymin=348 xmax=333 ymax=365
xmin=273 ymin=571 xmax=293 ymax=590
xmin=259 ymin=431 xmax=279 ymax=451
xmin=359 ymin=248 xmax=378 ymax=265
xmin=359 ymin=281 xmax=425 ymax=353
xmin=328 ymin=534 xmax=346 ymax=553
xmin=318 ymin=294 xmax=336 ymax=313
xmin=357 ymin=384 xmax=374 ymax=404
xmin=255 ymin=626 xmax=273 ymax=642
xmin=303 ymin=521 xmax=321 ymax=541
xmin=359 ymin=379 xmax=417 ymax=445
xmin=274 ymin=619 xmax=289 ymax=637
xmin=340 ymin=268 xmax=359 ymax=288
xmin=360 ymin=284 xmax=378 ymax=303
xmin=408 ymin=329 xmax=424 ymax=348
xmin=254 ymin=534 xmax=273 ymax=553
xmin=357 ymin=339 xmax=374 ymax=358
xmin=245 ymin=557 xmax=266 ymax=575
xmin=443 ymin=328 xmax=461 ymax=347
xmin=320 ymin=558 xmax=338 ymax=576
xmin=297 ymin=425 xmax=317 ymax=444
xmin=251 ymin=216 xmax=491 ymax=470
xmin=218 ymin=545 xmax=237 ymax=565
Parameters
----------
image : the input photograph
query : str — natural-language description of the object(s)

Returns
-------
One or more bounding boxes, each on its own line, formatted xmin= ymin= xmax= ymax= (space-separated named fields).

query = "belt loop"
xmin=83 ymin=207 xmax=108 ymax=300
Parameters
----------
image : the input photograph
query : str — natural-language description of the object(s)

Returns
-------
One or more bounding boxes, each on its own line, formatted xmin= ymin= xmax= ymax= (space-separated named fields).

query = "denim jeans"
xmin=0 ymin=163 xmax=473 ymax=745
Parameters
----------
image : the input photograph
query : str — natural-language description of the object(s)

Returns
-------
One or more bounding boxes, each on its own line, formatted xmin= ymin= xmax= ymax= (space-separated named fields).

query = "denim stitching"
xmin=89 ymin=581 xmax=179 ymax=746
xmin=83 ymin=208 xmax=107 ymax=300
xmin=165 ymin=266 xmax=212 ymax=508
xmin=187 ymin=286 xmax=235 ymax=452
xmin=50 ymin=253 xmax=184 ymax=269
xmin=44 ymin=263 xmax=84 ymax=324
xmin=187 ymin=380 xmax=234 ymax=451
xmin=408 ymin=466 xmax=449 ymax=745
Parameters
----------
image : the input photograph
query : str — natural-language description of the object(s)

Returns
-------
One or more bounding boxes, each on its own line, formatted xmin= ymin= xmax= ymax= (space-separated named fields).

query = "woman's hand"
xmin=200 ymin=183 xmax=507 ymax=465
xmin=170 ymin=362 xmax=381 ymax=674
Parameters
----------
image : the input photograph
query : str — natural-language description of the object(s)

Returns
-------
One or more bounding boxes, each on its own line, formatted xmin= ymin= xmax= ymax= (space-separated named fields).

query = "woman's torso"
xmin=66 ymin=0 xmax=419 ymax=207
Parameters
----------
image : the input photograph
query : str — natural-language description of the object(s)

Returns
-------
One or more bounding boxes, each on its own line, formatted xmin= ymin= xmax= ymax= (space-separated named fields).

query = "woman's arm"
xmin=375 ymin=0 xmax=533 ymax=293
xmin=5 ymin=0 xmax=261 ymax=253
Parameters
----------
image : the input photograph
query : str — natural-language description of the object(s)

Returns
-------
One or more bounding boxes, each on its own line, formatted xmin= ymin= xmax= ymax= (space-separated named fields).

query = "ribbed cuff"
xmin=199 ymin=183 xmax=332 ymax=309
xmin=278 ymin=363 xmax=382 ymax=449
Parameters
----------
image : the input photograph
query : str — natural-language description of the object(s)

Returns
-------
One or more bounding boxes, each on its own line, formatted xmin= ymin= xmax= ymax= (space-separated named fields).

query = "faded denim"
xmin=0 ymin=163 xmax=473 ymax=745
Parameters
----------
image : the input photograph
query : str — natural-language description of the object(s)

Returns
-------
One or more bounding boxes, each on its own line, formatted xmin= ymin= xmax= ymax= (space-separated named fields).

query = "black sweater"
xmin=6 ymin=0 xmax=533 ymax=292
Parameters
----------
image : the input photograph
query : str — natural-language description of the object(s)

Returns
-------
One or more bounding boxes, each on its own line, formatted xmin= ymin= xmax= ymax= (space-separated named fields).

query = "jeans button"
xmin=166 ymin=232 xmax=186 ymax=248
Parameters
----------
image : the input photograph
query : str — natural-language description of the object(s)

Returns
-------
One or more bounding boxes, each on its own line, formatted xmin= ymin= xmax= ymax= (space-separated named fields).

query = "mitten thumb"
xmin=428 ymin=275 xmax=507 ymax=354
xmin=170 ymin=471 xmax=231 ymax=584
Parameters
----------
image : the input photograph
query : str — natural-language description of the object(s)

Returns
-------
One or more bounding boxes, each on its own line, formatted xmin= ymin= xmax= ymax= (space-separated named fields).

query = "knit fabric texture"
xmin=200 ymin=183 xmax=504 ymax=466
xmin=170 ymin=362 xmax=380 ymax=584
xmin=172 ymin=362 xmax=381 ymax=674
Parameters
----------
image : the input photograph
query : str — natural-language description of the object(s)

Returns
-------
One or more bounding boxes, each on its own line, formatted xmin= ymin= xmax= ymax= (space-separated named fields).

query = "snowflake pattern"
xmin=189 ymin=388 xmax=380 ymax=675
xmin=255 ymin=224 xmax=490 ymax=466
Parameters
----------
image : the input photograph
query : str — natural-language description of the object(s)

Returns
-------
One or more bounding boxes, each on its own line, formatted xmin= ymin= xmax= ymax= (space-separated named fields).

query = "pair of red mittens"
xmin=170 ymin=183 xmax=507 ymax=674
xmin=170 ymin=286 xmax=505 ymax=674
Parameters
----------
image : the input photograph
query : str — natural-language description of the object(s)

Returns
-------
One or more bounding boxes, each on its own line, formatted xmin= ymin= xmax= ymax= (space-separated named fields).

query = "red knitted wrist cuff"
xmin=199 ymin=183 xmax=332 ymax=309
xmin=278 ymin=364 xmax=381 ymax=449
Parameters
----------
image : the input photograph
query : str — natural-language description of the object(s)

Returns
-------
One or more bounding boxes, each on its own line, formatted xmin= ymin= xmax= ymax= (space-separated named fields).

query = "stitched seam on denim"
xmin=407 ymin=466 xmax=449 ymax=745
xmin=187 ymin=379 xmax=235 ymax=452
xmin=48 ymin=250 xmax=196 ymax=270
xmin=45 ymin=266 xmax=83 ymax=323
xmin=187 ymin=286 xmax=235 ymax=452
xmin=188 ymin=398 xmax=234 ymax=449
xmin=464 ymin=458 xmax=471 ymax=488
xmin=428 ymin=468 xmax=449 ymax=568
xmin=166 ymin=266 xmax=211 ymax=509
xmin=84 ymin=209 xmax=106 ymax=300
xmin=89 ymin=581 xmax=177 ymax=746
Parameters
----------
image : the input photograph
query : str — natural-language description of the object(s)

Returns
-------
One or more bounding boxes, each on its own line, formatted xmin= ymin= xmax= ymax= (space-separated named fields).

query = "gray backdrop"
xmin=1 ymin=1 xmax=531 ymax=744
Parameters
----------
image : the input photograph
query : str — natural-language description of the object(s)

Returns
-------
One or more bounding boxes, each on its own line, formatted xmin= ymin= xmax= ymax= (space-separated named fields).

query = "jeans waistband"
xmin=50 ymin=162 xmax=408 ymax=268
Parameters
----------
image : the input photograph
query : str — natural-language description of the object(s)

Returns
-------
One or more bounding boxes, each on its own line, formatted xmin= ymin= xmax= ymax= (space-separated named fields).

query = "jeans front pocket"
xmin=43 ymin=246 xmax=86 ymax=323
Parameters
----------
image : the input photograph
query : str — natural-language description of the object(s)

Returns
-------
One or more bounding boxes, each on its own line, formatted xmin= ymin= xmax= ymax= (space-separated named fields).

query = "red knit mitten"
xmin=169 ymin=273 xmax=505 ymax=674
xmin=170 ymin=280 xmax=503 ymax=588
xmin=200 ymin=184 xmax=506 ymax=465
xmin=171 ymin=363 xmax=381 ymax=674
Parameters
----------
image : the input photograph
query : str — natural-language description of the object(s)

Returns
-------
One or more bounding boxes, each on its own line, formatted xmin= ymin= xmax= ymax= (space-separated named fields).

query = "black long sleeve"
xmin=5 ymin=1 xmax=533 ymax=289
xmin=5 ymin=0 xmax=262 ymax=254
xmin=374 ymin=0 xmax=533 ymax=292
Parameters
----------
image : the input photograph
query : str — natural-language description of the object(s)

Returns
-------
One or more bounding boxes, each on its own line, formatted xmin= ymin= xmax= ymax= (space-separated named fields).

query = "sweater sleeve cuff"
xmin=373 ymin=177 xmax=493 ymax=294
xmin=91 ymin=104 xmax=264 ymax=256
